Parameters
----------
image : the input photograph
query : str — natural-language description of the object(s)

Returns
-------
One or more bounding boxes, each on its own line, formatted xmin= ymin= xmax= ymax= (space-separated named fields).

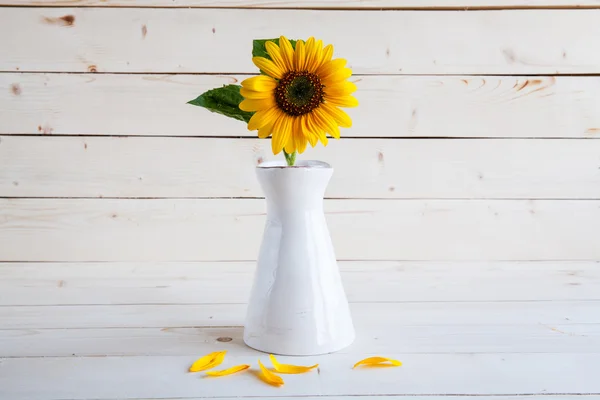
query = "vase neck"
xmin=256 ymin=162 xmax=332 ymax=212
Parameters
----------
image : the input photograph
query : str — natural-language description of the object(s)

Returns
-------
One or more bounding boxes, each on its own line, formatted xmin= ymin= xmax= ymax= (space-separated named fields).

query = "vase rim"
xmin=257 ymin=160 xmax=332 ymax=169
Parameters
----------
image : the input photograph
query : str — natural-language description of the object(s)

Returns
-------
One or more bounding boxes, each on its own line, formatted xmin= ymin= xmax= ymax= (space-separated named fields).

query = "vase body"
xmin=243 ymin=160 xmax=355 ymax=356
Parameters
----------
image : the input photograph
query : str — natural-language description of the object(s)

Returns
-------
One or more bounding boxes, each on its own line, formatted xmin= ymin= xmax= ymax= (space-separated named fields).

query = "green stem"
xmin=283 ymin=150 xmax=297 ymax=166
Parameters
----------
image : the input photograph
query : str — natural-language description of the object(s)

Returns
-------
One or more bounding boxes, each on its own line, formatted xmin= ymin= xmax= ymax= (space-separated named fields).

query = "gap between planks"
xmin=3 ymin=135 xmax=600 ymax=139
xmin=6 ymin=71 xmax=600 ymax=76
xmin=1 ymin=198 xmax=600 ymax=201
xmin=15 ymin=392 xmax=600 ymax=400
xmin=46 ymin=395 xmax=599 ymax=399
xmin=3 ymin=2 xmax=600 ymax=10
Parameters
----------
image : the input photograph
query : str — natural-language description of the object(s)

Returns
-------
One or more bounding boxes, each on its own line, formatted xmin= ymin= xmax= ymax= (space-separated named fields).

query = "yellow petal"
xmin=294 ymin=40 xmax=306 ymax=71
xmin=319 ymin=132 xmax=329 ymax=146
xmin=284 ymin=140 xmax=295 ymax=154
xmin=252 ymin=57 xmax=284 ymax=79
xmin=303 ymin=37 xmax=316 ymax=72
xmin=325 ymin=95 xmax=359 ymax=108
xmin=283 ymin=120 xmax=297 ymax=153
xmin=324 ymin=81 xmax=357 ymax=97
xmin=258 ymin=109 xmax=281 ymax=139
xmin=189 ymin=351 xmax=227 ymax=372
xmin=306 ymin=39 xmax=323 ymax=73
xmin=307 ymin=113 xmax=328 ymax=146
xmin=321 ymin=103 xmax=352 ymax=128
xmin=322 ymin=68 xmax=353 ymax=86
xmin=258 ymin=359 xmax=284 ymax=386
xmin=271 ymin=114 xmax=292 ymax=155
xmin=301 ymin=115 xmax=319 ymax=147
xmin=312 ymin=108 xmax=339 ymax=139
xmin=201 ymin=353 xmax=227 ymax=371
xmin=205 ymin=364 xmax=250 ymax=377
xmin=240 ymin=87 xmax=273 ymax=100
xmin=292 ymin=117 xmax=308 ymax=154
xmin=320 ymin=44 xmax=334 ymax=68
xmin=265 ymin=41 xmax=287 ymax=72
xmin=258 ymin=124 xmax=273 ymax=139
xmin=311 ymin=109 xmax=328 ymax=133
xmin=353 ymin=356 xmax=402 ymax=369
xmin=279 ymin=36 xmax=295 ymax=71
xmin=317 ymin=58 xmax=347 ymax=79
xmin=241 ymin=75 xmax=277 ymax=91
xmin=239 ymin=97 xmax=275 ymax=112
xmin=269 ymin=354 xmax=318 ymax=374
xmin=248 ymin=107 xmax=279 ymax=131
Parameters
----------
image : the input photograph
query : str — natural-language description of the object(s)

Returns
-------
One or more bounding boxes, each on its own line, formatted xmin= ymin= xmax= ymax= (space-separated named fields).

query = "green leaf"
xmin=252 ymin=38 xmax=297 ymax=60
xmin=187 ymin=84 xmax=254 ymax=123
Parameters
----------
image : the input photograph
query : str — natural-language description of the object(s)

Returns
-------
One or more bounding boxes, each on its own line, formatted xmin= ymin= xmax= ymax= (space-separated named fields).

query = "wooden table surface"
xmin=1 ymin=261 xmax=599 ymax=399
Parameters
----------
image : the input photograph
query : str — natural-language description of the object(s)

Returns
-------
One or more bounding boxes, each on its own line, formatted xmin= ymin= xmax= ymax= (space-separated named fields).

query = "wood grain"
xmin=2 ymin=9 xmax=600 ymax=74
xmin=1 ymin=261 xmax=597 ymax=306
xmin=3 ymin=74 xmax=600 ymax=138
xmin=2 ymin=0 xmax=600 ymax=8
xmin=2 ymin=322 xmax=598 ymax=357
xmin=1 ymin=199 xmax=599 ymax=261
xmin=0 ymin=397 xmax=585 ymax=400
xmin=2 ymin=136 xmax=600 ymax=199
xmin=1 ymin=353 xmax=599 ymax=399
xmin=2 ymin=301 xmax=598 ymax=329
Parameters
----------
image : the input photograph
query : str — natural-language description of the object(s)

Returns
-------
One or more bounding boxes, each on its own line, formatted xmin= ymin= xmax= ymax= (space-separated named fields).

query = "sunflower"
xmin=239 ymin=36 xmax=358 ymax=155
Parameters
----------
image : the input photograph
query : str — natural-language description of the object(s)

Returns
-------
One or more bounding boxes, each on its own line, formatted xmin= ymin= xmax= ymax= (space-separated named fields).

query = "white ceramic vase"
xmin=243 ymin=160 xmax=355 ymax=356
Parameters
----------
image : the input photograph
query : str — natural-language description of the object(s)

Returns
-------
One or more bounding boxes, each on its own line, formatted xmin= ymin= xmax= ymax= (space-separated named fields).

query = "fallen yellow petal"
xmin=353 ymin=356 xmax=402 ymax=369
xmin=189 ymin=351 xmax=227 ymax=372
xmin=258 ymin=359 xmax=284 ymax=386
xmin=205 ymin=364 xmax=250 ymax=377
xmin=269 ymin=354 xmax=319 ymax=374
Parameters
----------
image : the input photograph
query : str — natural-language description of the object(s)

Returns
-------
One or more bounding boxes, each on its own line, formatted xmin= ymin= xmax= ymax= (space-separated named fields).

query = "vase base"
xmin=243 ymin=332 xmax=355 ymax=356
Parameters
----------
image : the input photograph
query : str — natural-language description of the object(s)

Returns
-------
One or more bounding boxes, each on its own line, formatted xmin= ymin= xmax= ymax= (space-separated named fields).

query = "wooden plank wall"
xmin=1 ymin=3 xmax=600 ymax=264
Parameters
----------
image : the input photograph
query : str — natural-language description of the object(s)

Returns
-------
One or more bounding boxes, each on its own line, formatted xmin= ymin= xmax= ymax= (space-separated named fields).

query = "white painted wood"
xmin=2 ymin=301 xmax=597 ymax=329
xmin=68 ymin=398 xmax=600 ymax=400
xmin=2 ymin=136 xmax=600 ymax=199
xmin=2 ymin=9 xmax=600 ymax=74
xmin=1 ymin=199 xmax=598 ymax=261
xmin=1 ymin=353 xmax=598 ymax=399
xmin=4 ymin=74 xmax=600 ymax=138
xmin=0 ymin=73 xmax=600 ymax=138
xmin=2 ymin=323 xmax=598 ymax=357
xmin=2 ymin=0 xmax=600 ymax=8
xmin=1 ymin=261 xmax=597 ymax=306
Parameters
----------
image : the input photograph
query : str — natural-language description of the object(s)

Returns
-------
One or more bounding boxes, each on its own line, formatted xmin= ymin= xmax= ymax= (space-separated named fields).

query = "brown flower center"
xmin=275 ymin=71 xmax=324 ymax=116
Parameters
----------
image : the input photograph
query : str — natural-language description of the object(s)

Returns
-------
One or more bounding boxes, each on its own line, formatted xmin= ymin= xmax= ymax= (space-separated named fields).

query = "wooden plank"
xmin=176 ymin=395 xmax=600 ymax=400
xmin=2 ymin=136 xmax=600 ymax=199
xmin=2 ymin=301 xmax=597 ymax=329
xmin=4 ymin=74 xmax=600 ymax=138
xmin=2 ymin=9 xmax=600 ymax=74
xmin=56 ymin=394 xmax=600 ymax=400
xmin=0 ymin=261 xmax=598 ymax=306
xmin=2 ymin=322 xmax=599 ymax=357
xmin=0 ymin=353 xmax=598 ymax=399
xmin=0 ymin=199 xmax=598 ymax=262
xmin=2 ymin=0 xmax=600 ymax=9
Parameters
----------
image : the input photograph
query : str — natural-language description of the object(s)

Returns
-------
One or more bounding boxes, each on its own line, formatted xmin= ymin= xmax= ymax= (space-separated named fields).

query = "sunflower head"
xmin=240 ymin=36 xmax=358 ymax=156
